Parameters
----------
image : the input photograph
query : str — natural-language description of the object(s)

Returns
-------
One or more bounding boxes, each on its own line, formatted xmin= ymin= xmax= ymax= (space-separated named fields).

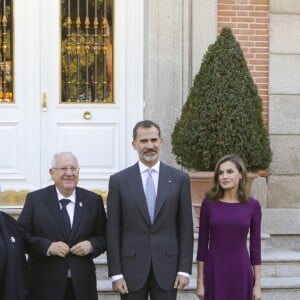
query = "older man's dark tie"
xmin=60 ymin=199 xmax=71 ymax=238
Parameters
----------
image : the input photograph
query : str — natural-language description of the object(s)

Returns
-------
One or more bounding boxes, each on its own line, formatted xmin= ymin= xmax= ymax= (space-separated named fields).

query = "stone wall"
xmin=144 ymin=0 xmax=217 ymax=167
xmin=268 ymin=0 xmax=300 ymax=208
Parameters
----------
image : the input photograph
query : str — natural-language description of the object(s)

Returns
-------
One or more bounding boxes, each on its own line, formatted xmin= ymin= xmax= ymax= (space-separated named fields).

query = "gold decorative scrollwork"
xmin=61 ymin=0 xmax=113 ymax=103
xmin=0 ymin=190 xmax=29 ymax=206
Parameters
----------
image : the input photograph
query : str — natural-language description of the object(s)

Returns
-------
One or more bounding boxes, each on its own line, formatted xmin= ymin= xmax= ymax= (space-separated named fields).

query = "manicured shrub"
xmin=172 ymin=27 xmax=272 ymax=171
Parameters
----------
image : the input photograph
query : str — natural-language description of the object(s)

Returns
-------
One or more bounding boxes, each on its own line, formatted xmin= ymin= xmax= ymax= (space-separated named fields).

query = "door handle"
xmin=42 ymin=92 xmax=47 ymax=111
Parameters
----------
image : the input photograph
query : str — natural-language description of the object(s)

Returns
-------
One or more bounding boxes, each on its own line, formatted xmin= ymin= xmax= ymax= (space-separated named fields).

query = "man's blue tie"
xmin=145 ymin=168 xmax=156 ymax=223
xmin=60 ymin=199 xmax=71 ymax=237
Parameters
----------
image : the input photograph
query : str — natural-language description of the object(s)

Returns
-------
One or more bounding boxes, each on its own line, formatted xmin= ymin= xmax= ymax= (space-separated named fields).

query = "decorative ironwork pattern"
xmin=0 ymin=0 xmax=13 ymax=103
xmin=61 ymin=0 xmax=113 ymax=103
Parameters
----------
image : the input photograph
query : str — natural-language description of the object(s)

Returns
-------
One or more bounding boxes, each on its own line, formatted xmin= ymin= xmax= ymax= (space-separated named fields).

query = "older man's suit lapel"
xmin=70 ymin=188 xmax=85 ymax=240
xmin=44 ymin=186 xmax=69 ymax=241
xmin=127 ymin=163 xmax=152 ymax=224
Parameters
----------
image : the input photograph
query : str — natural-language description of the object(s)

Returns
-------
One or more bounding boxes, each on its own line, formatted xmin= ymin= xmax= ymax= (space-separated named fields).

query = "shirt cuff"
xmin=111 ymin=274 xmax=124 ymax=282
xmin=177 ymin=271 xmax=190 ymax=278
xmin=111 ymin=272 xmax=189 ymax=282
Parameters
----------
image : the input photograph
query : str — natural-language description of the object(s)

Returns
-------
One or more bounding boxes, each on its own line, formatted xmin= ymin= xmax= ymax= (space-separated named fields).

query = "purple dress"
xmin=196 ymin=198 xmax=262 ymax=300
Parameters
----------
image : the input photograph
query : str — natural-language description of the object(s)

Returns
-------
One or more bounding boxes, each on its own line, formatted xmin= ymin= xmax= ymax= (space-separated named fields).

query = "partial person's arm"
xmin=177 ymin=173 xmax=194 ymax=275
xmin=106 ymin=175 xmax=125 ymax=289
xmin=196 ymin=261 xmax=205 ymax=299
xmin=250 ymin=199 xmax=262 ymax=300
xmin=253 ymin=264 xmax=262 ymax=300
xmin=174 ymin=173 xmax=193 ymax=290
xmin=18 ymin=194 xmax=53 ymax=256
xmin=196 ymin=199 xmax=210 ymax=300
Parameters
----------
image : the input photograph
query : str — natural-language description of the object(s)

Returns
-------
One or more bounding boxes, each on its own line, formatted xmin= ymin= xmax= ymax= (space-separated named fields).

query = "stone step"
xmin=96 ymin=277 xmax=300 ymax=300
xmin=95 ymin=246 xmax=300 ymax=281
xmin=97 ymin=280 xmax=118 ymax=300
xmin=185 ymin=278 xmax=300 ymax=300
xmin=262 ymin=247 xmax=300 ymax=277
xmin=95 ymin=247 xmax=300 ymax=299
xmin=260 ymin=277 xmax=300 ymax=300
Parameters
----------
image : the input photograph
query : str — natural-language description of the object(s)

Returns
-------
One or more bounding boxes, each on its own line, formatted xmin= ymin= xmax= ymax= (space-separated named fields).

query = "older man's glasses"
xmin=53 ymin=167 xmax=79 ymax=173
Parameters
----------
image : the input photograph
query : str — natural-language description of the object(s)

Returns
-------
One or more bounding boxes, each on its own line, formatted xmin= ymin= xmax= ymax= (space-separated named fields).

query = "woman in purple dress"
xmin=196 ymin=154 xmax=262 ymax=300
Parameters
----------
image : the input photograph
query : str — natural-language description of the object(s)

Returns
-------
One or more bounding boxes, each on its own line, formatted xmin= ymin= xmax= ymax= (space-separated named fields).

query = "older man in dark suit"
xmin=106 ymin=120 xmax=194 ymax=299
xmin=18 ymin=152 xmax=106 ymax=300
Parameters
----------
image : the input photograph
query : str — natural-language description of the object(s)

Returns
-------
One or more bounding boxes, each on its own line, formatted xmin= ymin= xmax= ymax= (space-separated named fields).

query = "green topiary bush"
xmin=171 ymin=27 xmax=272 ymax=172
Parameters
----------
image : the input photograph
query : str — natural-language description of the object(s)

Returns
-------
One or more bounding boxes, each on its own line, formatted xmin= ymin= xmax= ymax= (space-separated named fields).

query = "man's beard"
xmin=143 ymin=152 xmax=158 ymax=162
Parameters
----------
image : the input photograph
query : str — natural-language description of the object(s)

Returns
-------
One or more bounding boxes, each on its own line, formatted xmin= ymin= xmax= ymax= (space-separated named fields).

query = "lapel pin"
xmin=168 ymin=179 xmax=172 ymax=183
xmin=79 ymin=202 xmax=83 ymax=207
xmin=11 ymin=236 xmax=16 ymax=243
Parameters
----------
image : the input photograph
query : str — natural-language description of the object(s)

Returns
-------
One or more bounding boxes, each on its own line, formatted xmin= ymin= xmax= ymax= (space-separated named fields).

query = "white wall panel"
xmin=56 ymin=123 xmax=119 ymax=172
xmin=0 ymin=124 xmax=18 ymax=171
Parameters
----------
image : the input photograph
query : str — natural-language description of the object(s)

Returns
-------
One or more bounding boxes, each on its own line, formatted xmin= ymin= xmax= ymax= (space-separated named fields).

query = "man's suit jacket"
xmin=18 ymin=185 xmax=106 ymax=300
xmin=106 ymin=162 xmax=193 ymax=292
xmin=0 ymin=212 xmax=28 ymax=300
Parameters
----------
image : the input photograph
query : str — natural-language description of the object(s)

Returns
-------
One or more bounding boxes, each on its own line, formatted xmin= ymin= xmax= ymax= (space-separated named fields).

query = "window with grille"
xmin=61 ymin=0 xmax=113 ymax=103
xmin=0 ymin=0 xmax=13 ymax=103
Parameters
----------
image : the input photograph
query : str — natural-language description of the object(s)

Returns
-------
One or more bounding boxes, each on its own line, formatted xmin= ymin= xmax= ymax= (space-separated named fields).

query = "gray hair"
xmin=51 ymin=152 xmax=79 ymax=168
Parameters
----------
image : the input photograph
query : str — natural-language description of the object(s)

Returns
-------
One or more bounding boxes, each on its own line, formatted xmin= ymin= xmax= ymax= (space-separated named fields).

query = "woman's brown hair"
xmin=205 ymin=154 xmax=249 ymax=203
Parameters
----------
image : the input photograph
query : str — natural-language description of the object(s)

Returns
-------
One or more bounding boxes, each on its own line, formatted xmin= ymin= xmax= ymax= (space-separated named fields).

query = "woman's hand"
xmin=253 ymin=284 xmax=262 ymax=300
xmin=196 ymin=280 xmax=205 ymax=299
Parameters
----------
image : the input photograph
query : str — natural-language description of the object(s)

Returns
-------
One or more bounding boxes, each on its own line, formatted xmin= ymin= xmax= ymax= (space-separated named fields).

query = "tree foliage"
xmin=171 ymin=27 xmax=272 ymax=171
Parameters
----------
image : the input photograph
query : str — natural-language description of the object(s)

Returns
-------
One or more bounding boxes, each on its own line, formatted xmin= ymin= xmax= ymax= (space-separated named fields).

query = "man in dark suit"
xmin=18 ymin=152 xmax=106 ymax=300
xmin=106 ymin=120 xmax=194 ymax=299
